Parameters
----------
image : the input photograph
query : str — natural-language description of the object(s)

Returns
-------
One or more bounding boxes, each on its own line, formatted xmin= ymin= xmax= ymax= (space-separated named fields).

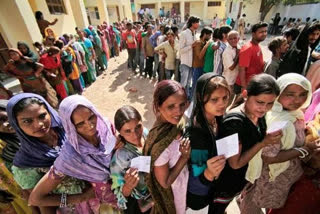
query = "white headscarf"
xmin=246 ymin=73 xmax=312 ymax=183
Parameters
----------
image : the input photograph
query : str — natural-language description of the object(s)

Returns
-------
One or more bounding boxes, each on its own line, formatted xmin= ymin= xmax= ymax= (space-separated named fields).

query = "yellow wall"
xmin=87 ymin=7 xmax=101 ymax=26
xmin=27 ymin=0 xmax=78 ymax=36
xmin=0 ymin=0 xmax=42 ymax=49
xmin=190 ymin=2 xmax=203 ymax=19
xmin=207 ymin=2 xmax=226 ymax=20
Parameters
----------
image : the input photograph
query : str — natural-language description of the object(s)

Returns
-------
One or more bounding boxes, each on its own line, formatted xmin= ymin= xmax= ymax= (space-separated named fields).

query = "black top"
xmin=214 ymin=110 xmax=266 ymax=198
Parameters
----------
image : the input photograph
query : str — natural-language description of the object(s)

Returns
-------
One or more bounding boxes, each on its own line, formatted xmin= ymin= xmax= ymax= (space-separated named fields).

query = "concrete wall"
xmin=0 ymin=0 xmax=42 ymax=49
xmin=28 ymin=0 xmax=78 ymax=36
xmin=87 ymin=7 xmax=101 ymax=26
xmin=225 ymin=0 xmax=261 ymax=26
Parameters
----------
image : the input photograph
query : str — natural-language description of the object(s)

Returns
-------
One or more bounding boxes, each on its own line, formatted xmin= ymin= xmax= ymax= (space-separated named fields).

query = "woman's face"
xmin=245 ymin=93 xmax=277 ymax=118
xmin=158 ymin=90 xmax=188 ymax=125
xmin=204 ymin=87 xmax=229 ymax=119
xmin=18 ymin=45 xmax=28 ymax=55
xmin=16 ymin=104 xmax=51 ymax=138
xmin=278 ymin=84 xmax=308 ymax=111
xmin=9 ymin=51 xmax=20 ymax=61
xmin=119 ymin=119 xmax=143 ymax=146
xmin=0 ymin=110 xmax=15 ymax=134
xmin=47 ymin=29 xmax=54 ymax=37
xmin=72 ymin=106 xmax=97 ymax=138
xmin=280 ymin=40 xmax=289 ymax=54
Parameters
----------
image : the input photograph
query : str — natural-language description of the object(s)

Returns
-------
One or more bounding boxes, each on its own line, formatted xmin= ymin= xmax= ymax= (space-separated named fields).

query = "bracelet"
xmin=293 ymin=147 xmax=308 ymax=159
xmin=59 ymin=193 xmax=67 ymax=208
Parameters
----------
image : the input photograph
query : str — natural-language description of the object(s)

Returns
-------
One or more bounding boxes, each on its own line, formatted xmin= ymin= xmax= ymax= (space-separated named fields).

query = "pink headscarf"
xmin=305 ymin=88 xmax=320 ymax=123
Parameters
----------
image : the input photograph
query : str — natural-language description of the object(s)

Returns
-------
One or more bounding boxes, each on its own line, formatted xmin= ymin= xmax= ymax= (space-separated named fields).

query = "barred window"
xmin=46 ymin=0 xmax=67 ymax=14
xmin=208 ymin=1 xmax=222 ymax=7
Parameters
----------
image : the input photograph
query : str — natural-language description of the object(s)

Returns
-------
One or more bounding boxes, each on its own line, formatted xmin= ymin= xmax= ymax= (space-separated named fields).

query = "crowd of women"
xmin=0 ymin=71 xmax=320 ymax=214
xmin=2 ymin=21 xmax=124 ymax=108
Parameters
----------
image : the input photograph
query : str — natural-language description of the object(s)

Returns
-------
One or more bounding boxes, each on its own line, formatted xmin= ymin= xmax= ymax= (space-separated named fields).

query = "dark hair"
xmin=54 ymin=40 xmax=64 ymax=49
xmin=35 ymin=11 xmax=43 ymax=20
xmin=171 ymin=25 xmax=179 ymax=34
xmin=200 ymin=27 xmax=213 ymax=38
xmin=13 ymin=97 xmax=45 ymax=116
xmin=163 ymin=25 xmax=171 ymax=35
xmin=251 ymin=22 xmax=268 ymax=33
xmin=33 ymin=42 xmax=42 ymax=47
xmin=203 ymin=76 xmax=230 ymax=104
xmin=306 ymin=17 xmax=311 ymax=22
xmin=187 ymin=16 xmax=200 ymax=28
xmin=284 ymin=28 xmax=300 ymax=41
xmin=247 ymin=73 xmax=280 ymax=96
xmin=268 ymin=36 xmax=286 ymax=55
xmin=153 ymin=80 xmax=186 ymax=113
xmin=218 ymin=26 xmax=232 ymax=39
xmin=307 ymin=22 xmax=320 ymax=35
xmin=114 ymin=105 xmax=142 ymax=131
xmin=47 ymin=46 xmax=60 ymax=56
xmin=212 ymin=28 xmax=220 ymax=39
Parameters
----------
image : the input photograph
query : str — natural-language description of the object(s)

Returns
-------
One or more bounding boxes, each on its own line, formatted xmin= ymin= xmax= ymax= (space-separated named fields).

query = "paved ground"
xmin=3 ymin=33 xmax=274 ymax=214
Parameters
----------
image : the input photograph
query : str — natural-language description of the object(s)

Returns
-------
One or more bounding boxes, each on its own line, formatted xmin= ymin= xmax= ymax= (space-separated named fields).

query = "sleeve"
xmin=213 ymin=48 xmax=222 ymax=74
xmin=220 ymin=116 xmax=244 ymax=143
xmin=154 ymin=42 xmax=166 ymax=52
xmin=238 ymin=46 xmax=252 ymax=68
xmin=11 ymin=166 xmax=44 ymax=190
xmin=179 ymin=32 xmax=192 ymax=54
xmin=154 ymin=147 xmax=170 ymax=166
xmin=222 ymin=49 xmax=234 ymax=71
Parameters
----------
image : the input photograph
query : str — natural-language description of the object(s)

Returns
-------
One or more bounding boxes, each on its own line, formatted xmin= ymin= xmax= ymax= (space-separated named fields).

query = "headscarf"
xmin=188 ymin=73 xmax=223 ymax=157
xmin=59 ymin=36 xmax=67 ymax=45
xmin=0 ymin=99 xmax=20 ymax=163
xmin=83 ymin=28 xmax=93 ymax=37
xmin=246 ymin=73 xmax=312 ymax=183
xmin=44 ymin=27 xmax=57 ymax=40
xmin=305 ymin=88 xmax=320 ymax=122
xmin=17 ymin=42 xmax=39 ymax=62
xmin=54 ymin=95 xmax=116 ymax=182
xmin=7 ymin=93 xmax=66 ymax=168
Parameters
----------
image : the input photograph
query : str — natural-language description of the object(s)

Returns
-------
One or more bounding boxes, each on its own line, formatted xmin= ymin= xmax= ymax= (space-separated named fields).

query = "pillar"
xmin=180 ymin=0 xmax=185 ymax=23
xmin=0 ymin=0 xmax=42 ymax=48
xmin=97 ymin=0 xmax=110 ymax=24
xmin=118 ymin=2 xmax=125 ymax=21
xmin=157 ymin=1 xmax=161 ymax=17
xmin=203 ymin=0 xmax=208 ymax=21
xmin=69 ymin=0 xmax=89 ymax=29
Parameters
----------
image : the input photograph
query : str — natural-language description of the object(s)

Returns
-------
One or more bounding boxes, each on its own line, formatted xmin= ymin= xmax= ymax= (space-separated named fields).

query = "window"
xmin=229 ymin=1 xmax=233 ymax=13
xmin=141 ymin=4 xmax=156 ymax=9
xmin=46 ymin=0 xmax=66 ymax=14
xmin=95 ymin=7 xmax=100 ymax=19
xmin=208 ymin=1 xmax=222 ymax=7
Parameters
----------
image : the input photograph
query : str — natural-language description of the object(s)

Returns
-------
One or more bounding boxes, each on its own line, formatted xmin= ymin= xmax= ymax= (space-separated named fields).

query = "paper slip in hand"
xmin=130 ymin=156 xmax=151 ymax=173
xmin=216 ymin=133 xmax=239 ymax=159
xmin=267 ymin=121 xmax=288 ymax=134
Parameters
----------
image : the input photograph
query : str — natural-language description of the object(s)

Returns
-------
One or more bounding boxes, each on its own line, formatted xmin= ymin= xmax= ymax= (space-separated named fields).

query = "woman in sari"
xmin=40 ymin=46 xmax=68 ymax=100
xmin=29 ymin=95 xmax=120 ymax=214
xmin=110 ymin=106 xmax=151 ymax=213
xmin=17 ymin=41 xmax=39 ymax=62
xmin=143 ymin=80 xmax=190 ymax=214
xmin=3 ymin=49 xmax=58 ymax=108
xmin=0 ymin=99 xmax=31 ymax=214
xmin=7 ymin=93 xmax=86 ymax=213
xmin=77 ymin=29 xmax=96 ymax=85
xmin=89 ymin=26 xmax=106 ymax=74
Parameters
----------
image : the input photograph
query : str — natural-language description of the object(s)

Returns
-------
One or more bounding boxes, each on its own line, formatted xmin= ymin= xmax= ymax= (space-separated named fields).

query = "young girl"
xmin=212 ymin=74 xmax=283 ymax=214
xmin=29 ymin=95 xmax=120 ymax=213
xmin=186 ymin=74 xmax=229 ymax=210
xmin=143 ymin=80 xmax=190 ymax=214
xmin=110 ymin=105 xmax=151 ymax=213
xmin=239 ymin=73 xmax=319 ymax=213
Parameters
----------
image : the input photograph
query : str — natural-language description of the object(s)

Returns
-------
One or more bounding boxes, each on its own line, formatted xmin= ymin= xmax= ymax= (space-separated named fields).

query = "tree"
xmin=243 ymin=0 xmax=297 ymax=21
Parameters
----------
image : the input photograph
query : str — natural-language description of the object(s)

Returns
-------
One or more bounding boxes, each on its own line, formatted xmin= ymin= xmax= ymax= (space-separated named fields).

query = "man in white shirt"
xmin=179 ymin=16 xmax=200 ymax=99
xmin=222 ymin=31 xmax=240 ymax=103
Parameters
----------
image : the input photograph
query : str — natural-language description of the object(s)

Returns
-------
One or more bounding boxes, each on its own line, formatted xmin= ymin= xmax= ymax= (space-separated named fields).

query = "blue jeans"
xmin=191 ymin=67 xmax=203 ymax=97
xmin=180 ymin=64 xmax=193 ymax=99
xmin=139 ymin=50 xmax=145 ymax=74
xmin=165 ymin=69 xmax=174 ymax=80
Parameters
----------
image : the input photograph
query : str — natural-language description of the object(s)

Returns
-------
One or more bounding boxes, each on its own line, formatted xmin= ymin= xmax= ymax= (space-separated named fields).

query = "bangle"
xmin=293 ymin=147 xmax=308 ymax=159
xmin=59 ymin=193 xmax=67 ymax=208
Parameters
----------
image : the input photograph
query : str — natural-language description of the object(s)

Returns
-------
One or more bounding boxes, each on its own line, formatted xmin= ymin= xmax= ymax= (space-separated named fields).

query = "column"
xmin=203 ymin=0 xmax=208 ymax=22
xmin=97 ymin=0 xmax=110 ymax=24
xmin=0 ymin=0 xmax=42 ymax=48
xmin=157 ymin=1 xmax=161 ymax=18
xmin=119 ymin=2 xmax=125 ymax=21
xmin=69 ymin=0 xmax=89 ymax=29
xmin=180 ymin=0 xmax=185 ymax=23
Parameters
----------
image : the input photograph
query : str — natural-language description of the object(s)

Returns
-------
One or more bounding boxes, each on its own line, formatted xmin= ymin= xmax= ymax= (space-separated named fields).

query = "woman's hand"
xmin=124 ymin=168 xmax=139 ymax=191
xmin=262 ymin=130 xmax=283 ymax=146
xmin=305 ymin=138 xmax=320 ymax=152
xmin=179 ymin=138 xmax=191 ymax=160
xmin=204 ymin=155 xmax=226 ymax=181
